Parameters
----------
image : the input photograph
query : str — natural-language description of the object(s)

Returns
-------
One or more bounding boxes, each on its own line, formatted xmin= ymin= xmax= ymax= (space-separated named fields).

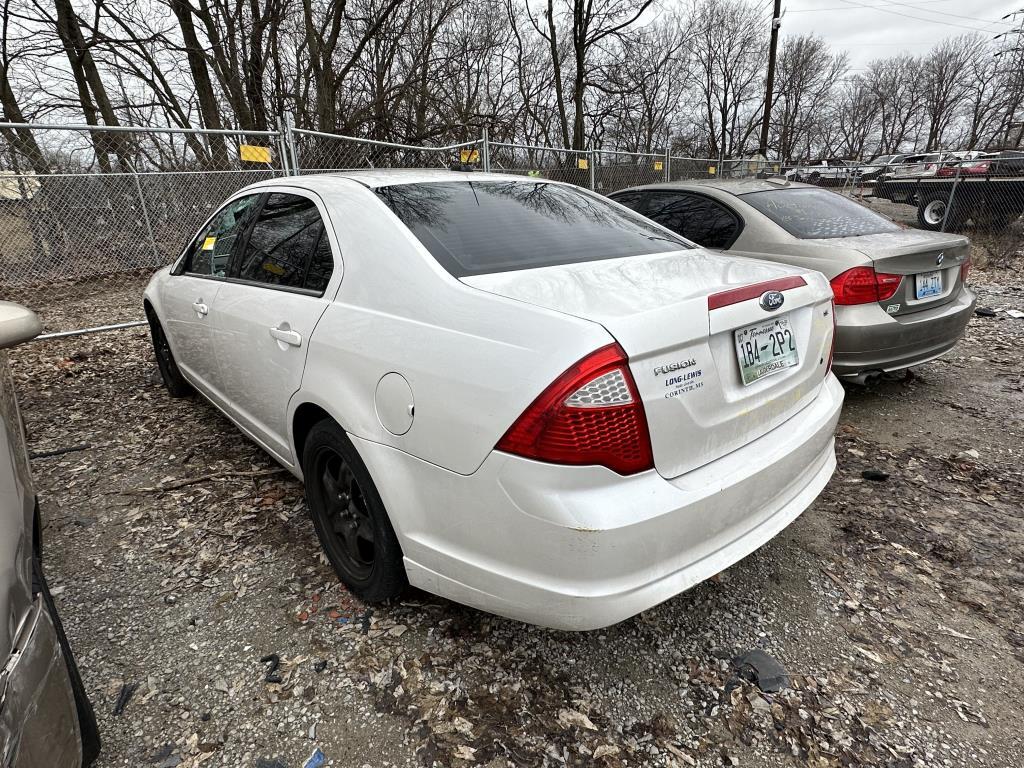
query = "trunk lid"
xmin=463 ymin=250 xmax=835 ymax=479
xmin=814 ymin=230 xmax=969 ymax=316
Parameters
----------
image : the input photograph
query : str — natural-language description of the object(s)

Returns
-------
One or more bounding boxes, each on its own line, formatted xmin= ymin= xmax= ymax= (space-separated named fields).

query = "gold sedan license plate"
xmin=734 ymin=316 xmax=800 ymax=385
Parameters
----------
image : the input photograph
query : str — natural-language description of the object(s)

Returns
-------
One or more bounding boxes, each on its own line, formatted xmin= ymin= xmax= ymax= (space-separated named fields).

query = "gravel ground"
xmin=8 ymin=246 xmax=1024 ymax=768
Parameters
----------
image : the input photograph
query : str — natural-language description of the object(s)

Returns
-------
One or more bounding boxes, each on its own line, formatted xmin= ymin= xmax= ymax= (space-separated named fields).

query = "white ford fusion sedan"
xmin=144 ymin=170 xmax=843 ymax=630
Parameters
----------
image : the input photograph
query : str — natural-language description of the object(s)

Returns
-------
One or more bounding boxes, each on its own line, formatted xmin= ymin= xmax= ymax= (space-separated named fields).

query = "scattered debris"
xmin=111 ymin=682 xmax=138 ymax=716
xmin=357 ymin=608 xmax=373 ymax=635
xmin=28 ymin=442 xmax=92 ymax=459
xmin=729 ymin=649 xmax=789 ymax=693
xmin=974 ymin=306 xmax=997 ymax=317
xmin=557 ymin=708 xmax=598 ymax=731
xmin=129 ymin=467 xmax=287 ymax=494
xmin=260 ymin=653 xmax=283 ymax=684
xmin=861 ymin=468 xmax=890 ymax=482
xmin=302 ymin=747 xmax=325 ymax=768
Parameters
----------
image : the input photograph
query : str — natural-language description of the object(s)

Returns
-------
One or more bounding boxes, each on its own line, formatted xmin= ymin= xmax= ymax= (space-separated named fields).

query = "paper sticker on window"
xmin=262 ymin=261 xmax=285 ymax=276
xmin=202 ymin=236 xmax=216 ymax=251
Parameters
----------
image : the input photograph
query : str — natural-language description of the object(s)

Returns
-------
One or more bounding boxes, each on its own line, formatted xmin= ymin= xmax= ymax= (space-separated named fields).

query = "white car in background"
xmin=143 ymin=171 xmax=843 ymax=630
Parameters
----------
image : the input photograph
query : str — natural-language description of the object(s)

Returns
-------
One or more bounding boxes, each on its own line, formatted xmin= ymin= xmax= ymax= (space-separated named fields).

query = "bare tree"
xmin=685 ymin=0 xmax=765 ymax=158
xmin=510 ymin=0 xmax=654 ymax=151
xmin=920 ymin=35 xmax=975 ymax=151
xmin=771 ymin=34 xmax=847 ymax=162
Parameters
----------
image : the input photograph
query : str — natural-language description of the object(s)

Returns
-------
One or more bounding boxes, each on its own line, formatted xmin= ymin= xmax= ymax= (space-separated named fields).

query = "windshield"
xmin=376 ymin=180 xmax=690 ymax=277
xmin=741 ymin=187 xmax=901 ymax=239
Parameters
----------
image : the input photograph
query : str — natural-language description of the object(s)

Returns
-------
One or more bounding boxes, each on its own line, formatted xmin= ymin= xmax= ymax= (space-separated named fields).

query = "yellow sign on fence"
xmin=708 ymin=165 xmax=717 ymax=175
xmin=239 ymin=144 xmax=272 ymax=163
xmin=577 ymin=157 xmax=589 ymax=170
xmin=654 ymin=161 xmax=663 ymax=171
xmin=460 ymin=148 xmax=480 ymax=163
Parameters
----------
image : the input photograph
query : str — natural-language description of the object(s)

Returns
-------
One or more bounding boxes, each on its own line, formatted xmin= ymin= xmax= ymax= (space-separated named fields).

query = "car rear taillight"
xmin=496 ymin=343 xmax=654 ymax=475
xmin=961 ymin=257 xmax=971 ymax=283
xmin=826 ymin=300 xmax=836 ymax=374
xmin=875 ymin=272 xmax=902 ymax=301
xmin=830 ymin=266 xmax=902 ymax=305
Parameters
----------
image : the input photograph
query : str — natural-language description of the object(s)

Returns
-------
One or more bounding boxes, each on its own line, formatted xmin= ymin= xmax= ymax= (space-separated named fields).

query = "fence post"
xmin=940 ymin=159 xmax=963 ymax=232
xmin=589 ymin=149 xmax=596 ymax=191
xmin=284 ymin=114 xmax=300 ymax=175
xmin=275 ymin=117 xmax=290 ymax=176
xmin=481 ymin=125 xmax=491 ymax=172
xmin=664 ymin=133 xmax=671 ymax=182
xmin=132 ymin=171 xmax=159 ymax=263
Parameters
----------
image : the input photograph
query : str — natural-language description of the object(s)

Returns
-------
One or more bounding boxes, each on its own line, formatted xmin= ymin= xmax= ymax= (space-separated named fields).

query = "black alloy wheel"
xmin=302 ymin=419 xmax=406 ymax=602
xmin=314 ymin=446 xmax=375 ymax=581
xmin=147 ymin=313 xmax=193 ymax=397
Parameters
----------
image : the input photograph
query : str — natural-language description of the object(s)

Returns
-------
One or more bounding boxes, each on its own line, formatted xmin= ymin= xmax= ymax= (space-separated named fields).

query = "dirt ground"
xmin=7 ymin=245 xmax=1024 ymax=768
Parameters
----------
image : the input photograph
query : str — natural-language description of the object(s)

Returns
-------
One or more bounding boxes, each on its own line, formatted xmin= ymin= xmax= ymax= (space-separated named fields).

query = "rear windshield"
xmin=375 ymin=180 xmax=689 ymax=277
xmin=740 ymin=187 xmax=901 ymax=239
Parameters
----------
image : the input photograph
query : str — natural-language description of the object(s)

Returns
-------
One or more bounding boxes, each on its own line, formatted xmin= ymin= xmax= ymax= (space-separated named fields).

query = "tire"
xmin=916 ymin=195 xmax=961 ymax=231
xmin=146 ymin=312 xmax=193 ymax=398
xmin=302 ymin=419 xmax=407 ymax=603
xmin=33 ymin=533 xmax=101 ymax=766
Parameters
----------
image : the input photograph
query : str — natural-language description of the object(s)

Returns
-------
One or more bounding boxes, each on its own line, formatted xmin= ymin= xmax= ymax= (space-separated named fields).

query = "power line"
xmin=786 ymin=0 xmax=988 ymax=12
xmin=831 ymin=0 xmax=1007 ymax=32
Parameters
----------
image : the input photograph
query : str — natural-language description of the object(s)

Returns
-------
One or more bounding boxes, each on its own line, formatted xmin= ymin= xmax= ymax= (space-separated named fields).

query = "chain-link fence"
xmin=8 ymin=117 xmax=1018 ymax=338
xmin=487 ymin=142 xmax=592 ymax=187
xmin=0 ymin=122 xmax=288 ymax=335
xmin=593 ymin=149 xmax=667 ymax=193
xmin=290 ymin=128 xmax=482 ymax=174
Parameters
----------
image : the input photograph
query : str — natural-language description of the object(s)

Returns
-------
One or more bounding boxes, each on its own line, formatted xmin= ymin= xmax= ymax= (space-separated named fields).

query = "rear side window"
xmin=610 ymin=191 xmax=644 ymax=211
xmin=644 ymin=192 xmax=740 ymax=249
xmin=236 ymin=193 xmax=333 ymax=292
xmin=183 ymin=194 xmax=260 ymax=276
xmin=741 ymin=187 xmax=901 ymax=239
xmin=376 ymin=181 xmax=688 ymax=277
xmin=304 ymin=234 xmax=334 ymax=294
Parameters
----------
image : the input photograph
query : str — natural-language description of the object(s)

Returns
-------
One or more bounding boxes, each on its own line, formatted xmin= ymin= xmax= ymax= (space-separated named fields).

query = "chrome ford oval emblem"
xmin=759 ymin=290 xmax=785 ymax=312
xmin=936 ymin=252 xmax=945 ymax=266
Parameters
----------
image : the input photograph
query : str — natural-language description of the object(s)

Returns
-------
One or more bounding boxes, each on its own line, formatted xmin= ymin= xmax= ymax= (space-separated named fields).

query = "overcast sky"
xmin=780 ymin=0 xmax=1020 ymax=71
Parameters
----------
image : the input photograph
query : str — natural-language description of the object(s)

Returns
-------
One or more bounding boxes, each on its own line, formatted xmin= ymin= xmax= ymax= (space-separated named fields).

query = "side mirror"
xmin=0 ymin=302 xmax=42 ymax=350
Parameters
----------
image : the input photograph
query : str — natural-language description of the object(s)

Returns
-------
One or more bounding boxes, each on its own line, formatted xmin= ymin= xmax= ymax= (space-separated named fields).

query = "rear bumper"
xmin=831 ymin=286 xmax=975 ymax=378
xmin=0 ymin=598 xmax=82 ymax=767
xmin=356 ymin=375 xmax=843 ymax=631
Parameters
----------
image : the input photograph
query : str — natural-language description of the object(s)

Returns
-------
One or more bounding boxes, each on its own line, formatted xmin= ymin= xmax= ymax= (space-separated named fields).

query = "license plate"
xmin=915 ymin=270 xmax=942 ymax=299
xmin=734 ymin=316 xmax=800 ymax=386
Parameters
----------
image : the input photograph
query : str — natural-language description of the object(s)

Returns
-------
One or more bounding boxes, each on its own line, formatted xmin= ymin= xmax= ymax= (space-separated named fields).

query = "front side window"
xmin=236 ymin=193 xmax=330 ymax=291
xmin=742 ymin=187 xmax=901 ymax=239
xmin=183 ymin=194 xmax=260 ymax=276
xmin=375 ymin=181 xmax=688 ymax=277
xmin=644 ymin=192 xmax=740 ymax=249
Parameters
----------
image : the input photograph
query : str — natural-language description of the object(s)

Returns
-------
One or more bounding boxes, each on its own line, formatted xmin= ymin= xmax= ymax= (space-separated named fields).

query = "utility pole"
xmin=758 ymin=0 xmax=782 ymax=157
